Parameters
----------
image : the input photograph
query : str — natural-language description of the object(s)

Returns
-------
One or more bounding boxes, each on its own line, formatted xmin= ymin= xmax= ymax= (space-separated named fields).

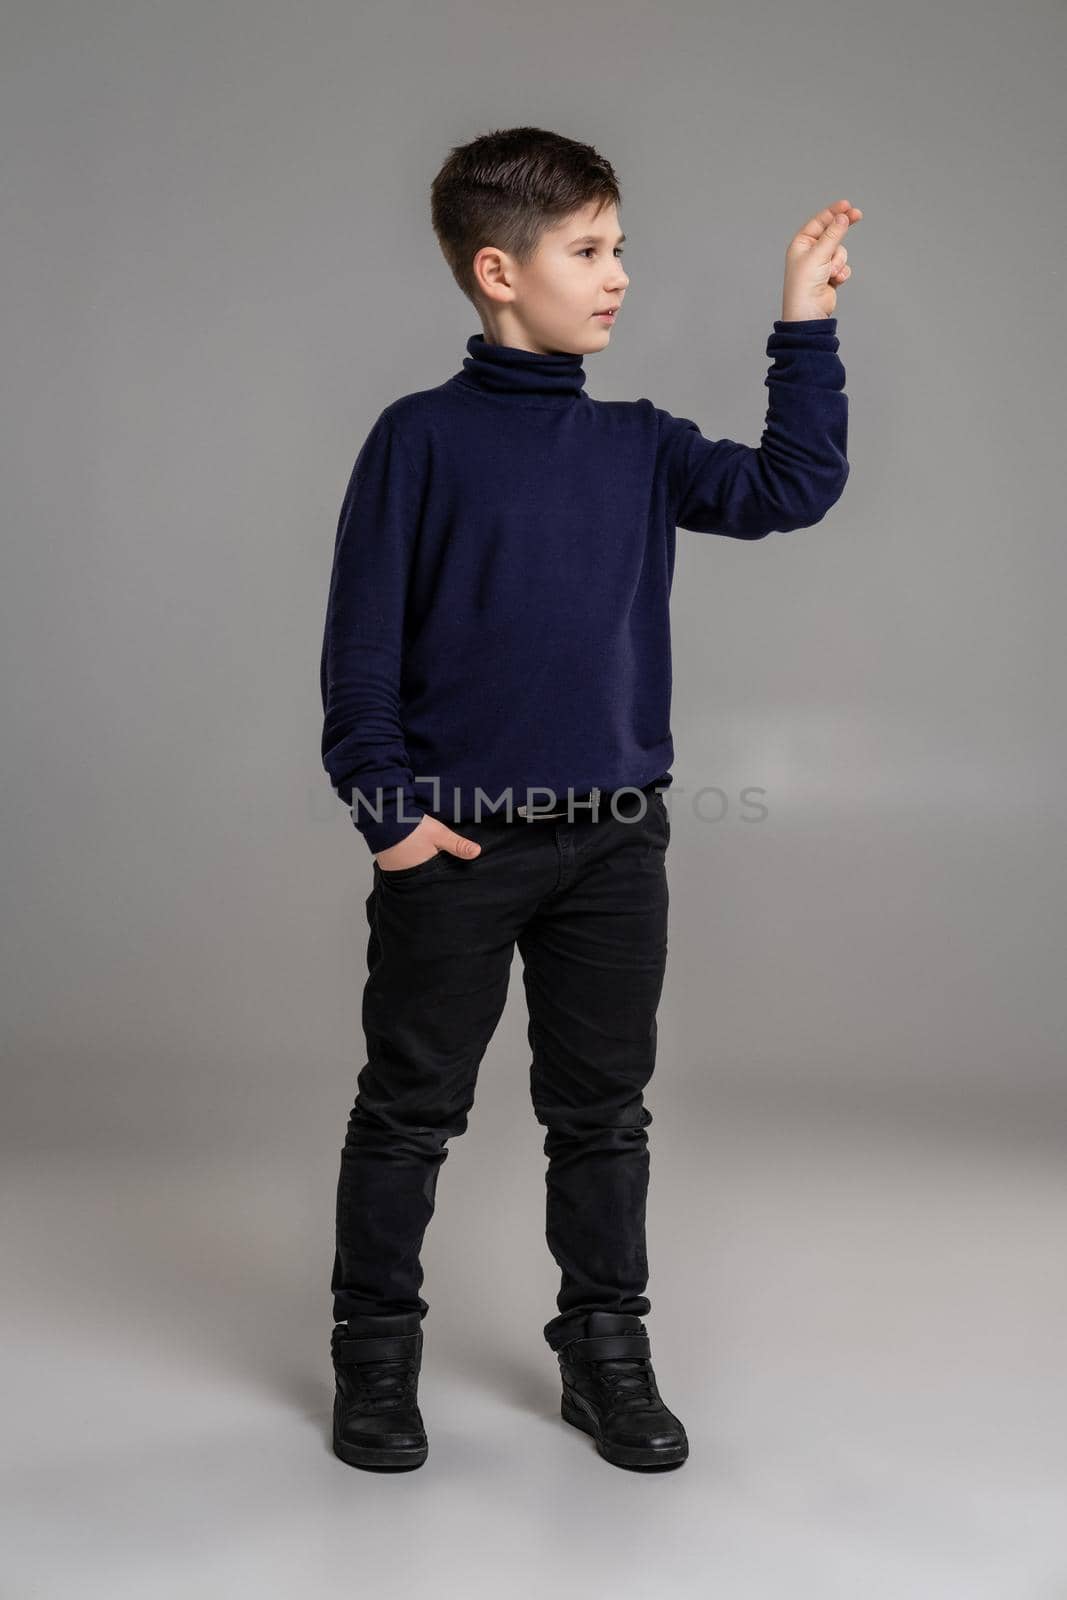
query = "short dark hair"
xmin=430 ymin=125 xmax=622 ymax=307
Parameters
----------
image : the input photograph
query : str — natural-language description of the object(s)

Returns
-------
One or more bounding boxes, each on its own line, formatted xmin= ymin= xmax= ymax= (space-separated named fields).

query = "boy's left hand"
xmin=781 ymin=199 xmax=863 ymax=321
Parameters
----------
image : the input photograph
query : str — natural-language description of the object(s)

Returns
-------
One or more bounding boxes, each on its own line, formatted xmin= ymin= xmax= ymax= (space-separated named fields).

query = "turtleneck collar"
xmin=452 ymin=332 xmax=587 ymax=405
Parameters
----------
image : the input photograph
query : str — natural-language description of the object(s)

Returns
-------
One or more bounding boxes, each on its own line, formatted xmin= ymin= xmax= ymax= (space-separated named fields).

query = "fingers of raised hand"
xmin=820 ymin=203 xmax=861 ymax=248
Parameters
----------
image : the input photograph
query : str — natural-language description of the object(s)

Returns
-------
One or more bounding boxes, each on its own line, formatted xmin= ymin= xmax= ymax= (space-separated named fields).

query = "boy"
xmin=320 ymin=125 xmax=858 ymax=1473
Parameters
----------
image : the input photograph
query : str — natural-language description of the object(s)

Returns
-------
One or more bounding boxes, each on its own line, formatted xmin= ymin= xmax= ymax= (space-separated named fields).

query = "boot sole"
xmin=561 ymin=1393 xmax=689 ymax=1469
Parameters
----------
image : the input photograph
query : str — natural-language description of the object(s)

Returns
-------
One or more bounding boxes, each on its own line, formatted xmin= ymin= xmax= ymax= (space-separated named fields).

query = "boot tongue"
xmin=333 ymin=1316 xmax=421 ymax=1409
xmin=585 ymin=1312 xmax=646 ymax=1337
xmin=343 ymin=1313 xmax=422 ymax=1337
xmin=583 ymin=1313 xmax=654 ymax=1407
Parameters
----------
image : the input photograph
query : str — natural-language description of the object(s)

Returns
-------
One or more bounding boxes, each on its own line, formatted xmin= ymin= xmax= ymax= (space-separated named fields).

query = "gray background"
xmin=2 ymin=0 xmax=1065 ymax=1595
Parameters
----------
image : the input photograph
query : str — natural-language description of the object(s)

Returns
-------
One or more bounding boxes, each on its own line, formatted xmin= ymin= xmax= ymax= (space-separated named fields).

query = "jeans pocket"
xmin=374 ymin=849 xmax=449 ymax=884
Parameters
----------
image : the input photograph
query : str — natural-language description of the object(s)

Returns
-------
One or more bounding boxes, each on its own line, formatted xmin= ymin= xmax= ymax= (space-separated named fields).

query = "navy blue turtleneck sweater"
xmin=321 ymin=319 xmax=849 ymax=853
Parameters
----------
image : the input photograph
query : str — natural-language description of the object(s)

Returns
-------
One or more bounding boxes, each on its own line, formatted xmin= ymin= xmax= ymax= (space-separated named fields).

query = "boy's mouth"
xmin=593 ymin=309 xmax=618 ymax=322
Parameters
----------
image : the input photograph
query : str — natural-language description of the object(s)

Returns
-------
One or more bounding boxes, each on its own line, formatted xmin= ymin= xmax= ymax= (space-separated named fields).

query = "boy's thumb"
xmin=438 ymin=826 xmax=482 ymax=860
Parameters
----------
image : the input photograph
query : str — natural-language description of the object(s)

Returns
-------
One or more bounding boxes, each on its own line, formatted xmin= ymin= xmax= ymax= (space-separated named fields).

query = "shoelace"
xmin=336 ymin=1356 xmax=417 ymax=1411
xmin=588 ymin=1358 xmax=658 ymax=1409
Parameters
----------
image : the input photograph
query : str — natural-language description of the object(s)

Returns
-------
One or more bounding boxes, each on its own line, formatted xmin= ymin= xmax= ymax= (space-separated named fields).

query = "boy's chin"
xmin=539 ymin=323 xmax=613 ymax=356
xmin=579 ymin=323 xmax=615 ymax=351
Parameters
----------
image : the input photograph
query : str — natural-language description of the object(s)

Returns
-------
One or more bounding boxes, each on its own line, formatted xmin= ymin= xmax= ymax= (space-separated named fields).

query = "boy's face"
xmin=474 ymin=199 xmax=629 ymax=357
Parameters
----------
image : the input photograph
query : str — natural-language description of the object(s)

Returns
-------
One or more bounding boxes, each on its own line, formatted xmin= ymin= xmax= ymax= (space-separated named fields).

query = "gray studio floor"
xmin=4 ymin=1085 xmax=1066 ymax=1599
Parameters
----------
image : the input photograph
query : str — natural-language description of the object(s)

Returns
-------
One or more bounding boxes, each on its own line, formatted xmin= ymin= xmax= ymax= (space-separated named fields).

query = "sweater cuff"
xmin=350 ymin=789 xmax=427 ymax=856
xmin=766 ymin=317 xmax=842 ymax=369
xmin=772 ymin=317 xmax=837 ymax=332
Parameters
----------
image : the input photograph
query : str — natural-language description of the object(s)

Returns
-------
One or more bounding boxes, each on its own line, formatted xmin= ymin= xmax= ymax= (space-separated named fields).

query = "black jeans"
xmin=331 ymin=777 xmax=671 ymax=1352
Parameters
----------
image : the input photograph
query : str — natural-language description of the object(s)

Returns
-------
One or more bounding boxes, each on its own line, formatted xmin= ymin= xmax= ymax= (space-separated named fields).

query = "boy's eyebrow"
xmin=568 ymin=232 xmax=627 ymax=246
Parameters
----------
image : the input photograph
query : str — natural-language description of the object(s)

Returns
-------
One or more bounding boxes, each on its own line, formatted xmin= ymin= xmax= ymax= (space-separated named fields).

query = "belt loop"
xmin=569 ymin=785 xmax=601 ymax=823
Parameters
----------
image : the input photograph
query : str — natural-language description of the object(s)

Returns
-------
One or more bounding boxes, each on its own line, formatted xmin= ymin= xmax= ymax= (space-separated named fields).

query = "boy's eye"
xmin=578 ymin=247 xmax=625 ymax=259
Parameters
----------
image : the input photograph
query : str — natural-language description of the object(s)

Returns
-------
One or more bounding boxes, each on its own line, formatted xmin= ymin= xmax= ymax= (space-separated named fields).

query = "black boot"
xmin=556 ymin=1311 xmax=689 ymax=1470
xmin=331 ymin=1318 xmax=428 ymax=1471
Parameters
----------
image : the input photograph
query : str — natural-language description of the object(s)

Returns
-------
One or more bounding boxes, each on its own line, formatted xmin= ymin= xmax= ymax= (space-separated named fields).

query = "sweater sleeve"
xmin=653 ymin=317 xmax=850 ymax=539
xmin=319 ymin=408 xmax=426 ymax=855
